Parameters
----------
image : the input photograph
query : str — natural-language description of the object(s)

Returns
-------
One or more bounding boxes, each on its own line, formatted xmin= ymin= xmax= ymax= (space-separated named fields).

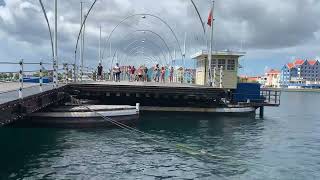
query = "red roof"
xmin=267 ymin=69 xmax=280 ymax=74
xmin=286 ymin=63 xmax=295 ymax=69
xmin=308 ymin=60 xmax=318 ymax=66
xmin=294 ymin=59 xmax=305 ymax=65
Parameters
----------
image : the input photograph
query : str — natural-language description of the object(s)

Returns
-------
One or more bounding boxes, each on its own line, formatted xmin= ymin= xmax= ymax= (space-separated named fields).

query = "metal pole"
xmin=80 ymin=2 xmax=83 ymax=82
xmin=19 ymin=59 xmax=24 ymax=99
xmin=39 ymin=60 xmax=43 ymax=92
xmin=208 ymin=1 xmax=214 ymax=86
xmin=99 ymin=25 xmax=102 ymax=64
xmin=73 ymin=64 xmax=77 ymax=82
xmin=213 ymin=67 xmax=216 ymax=87
xmin=53 ymin=0 xmax=58 ymax=88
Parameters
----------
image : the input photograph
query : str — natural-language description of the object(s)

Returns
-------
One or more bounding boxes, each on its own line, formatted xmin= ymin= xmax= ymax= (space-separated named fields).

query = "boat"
xmin=29 ymin=104 xmax=140 ymax=128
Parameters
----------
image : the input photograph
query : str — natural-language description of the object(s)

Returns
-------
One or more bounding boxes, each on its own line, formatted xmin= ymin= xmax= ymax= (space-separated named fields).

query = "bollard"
xmin=63 ymin=63 xmax=67 ymax=84
xmin=39 ymin=61 xmax=43 ymax=92
xmin=213 ymin=67 xmax=216 ymax=87
xmin=65 ymin=64 xmax=69 ymax=83
xmin=219 ymin=66 xmax=224 ymax=88
xmin=136 ymin=103 xmax=140 ymax=111
xmin=19 ymin=59 xmax=24 ymax=99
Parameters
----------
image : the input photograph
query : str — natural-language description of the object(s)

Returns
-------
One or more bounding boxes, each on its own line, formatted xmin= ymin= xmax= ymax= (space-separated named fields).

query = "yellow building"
xmin=191 ymin=50 xmax=245 ymax=89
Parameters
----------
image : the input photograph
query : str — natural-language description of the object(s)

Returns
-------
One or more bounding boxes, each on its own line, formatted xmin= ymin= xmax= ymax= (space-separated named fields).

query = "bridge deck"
xmin=69 ymin=81 xmax=226 ymax=96
xmin=0 ymin=82 xmax=61 ymax=104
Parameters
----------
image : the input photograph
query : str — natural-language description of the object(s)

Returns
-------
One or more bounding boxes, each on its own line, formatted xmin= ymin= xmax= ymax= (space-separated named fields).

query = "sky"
xmin=0 ymin=0 xmax=320 ymax=75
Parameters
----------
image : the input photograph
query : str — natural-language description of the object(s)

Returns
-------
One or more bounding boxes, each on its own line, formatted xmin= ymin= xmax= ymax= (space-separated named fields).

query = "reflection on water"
xmin=1 ymin=92 xmax=320 ymax=179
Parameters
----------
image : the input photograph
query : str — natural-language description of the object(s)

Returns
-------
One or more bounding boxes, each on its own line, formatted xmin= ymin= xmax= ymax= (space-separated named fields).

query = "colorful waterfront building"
xmin=265 ymin=69 xmax=281 ymax=88
xmin=280 ymin=59 xmax=320 ymax=87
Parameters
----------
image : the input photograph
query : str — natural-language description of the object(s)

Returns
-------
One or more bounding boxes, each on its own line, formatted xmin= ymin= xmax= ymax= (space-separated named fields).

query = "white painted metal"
xmin=219 ymin=66 xmax=223 ymax=88
xmin=141 ymin=106 xmax=256 ymax=113
xmin=80 ymin=2 xmax=83 ymax=82
xmin=99 ymin=25 xmax=102 ymax=64
xmin=39 ymin=60 xmax=43 ymax=92
xmin=208 ymin=1 xmax=214 ymax=86
xmin=53 ymin=0 xmax=58 ymax=88
xmin=19 ymin=59 xmax=24 ymax=99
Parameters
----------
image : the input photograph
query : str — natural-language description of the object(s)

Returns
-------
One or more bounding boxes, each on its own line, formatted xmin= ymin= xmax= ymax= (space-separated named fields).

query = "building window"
xmin=210 ymin=59 xmax=217 ymax=69
xmin=227 ymin=59 xmax=235 ymax=70
xmin=197 ymin=59 xmax=204 ymax=68
xmin=218 ymin=59 xmax=226 ymax=70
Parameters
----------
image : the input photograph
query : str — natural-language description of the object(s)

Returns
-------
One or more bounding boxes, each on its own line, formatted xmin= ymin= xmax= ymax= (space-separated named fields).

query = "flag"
xmin=207 ymin=9 xmax=214 ymax=26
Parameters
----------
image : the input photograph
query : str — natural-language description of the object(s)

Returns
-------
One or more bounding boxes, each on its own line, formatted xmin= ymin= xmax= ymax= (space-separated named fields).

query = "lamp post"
xmin=53 ymin=0 xmax=58 ymax=88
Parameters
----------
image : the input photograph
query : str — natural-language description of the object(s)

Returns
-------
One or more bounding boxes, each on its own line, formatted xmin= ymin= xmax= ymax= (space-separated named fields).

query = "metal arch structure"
xmin=122 ymin=45 xmax=166 ymax=66
xmin=109 ymin=37 xmax=169 ymax=68
xmin=190 ymin=0 xmax=208 ymax=47
xmin=101 ymin=13 xmax=184 ymax=61
xmin=121 ymin=53 xmax=162 ymax=67
xmin=74 ymin=0 xmax=97 ymax=67
xmin=118 ymin=38 xmax=169 ymax=64
xmin=39 ymin=0 xmax=54 ymax=60
xmin=121 ymin=46 xmax=166 ymax=66
xmin=111 ymin=35 xmax=170 ymax=64
xmin=123 ymin=29 xmax=173 ymax=60
xmin=39 ymin=0 xmax=207 ymax=67
xmin=109 ymin=44 xmax=165 ymax=70
xmin=190 ymin=0 xmax=206 ymax=36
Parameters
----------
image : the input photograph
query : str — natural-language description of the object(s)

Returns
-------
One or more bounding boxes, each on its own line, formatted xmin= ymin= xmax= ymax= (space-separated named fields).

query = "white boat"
xmin=29 ymin=104 xmax=140 ymax=128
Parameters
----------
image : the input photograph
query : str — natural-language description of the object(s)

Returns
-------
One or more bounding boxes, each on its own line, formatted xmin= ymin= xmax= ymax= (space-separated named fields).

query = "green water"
xmin=1 ymin=92 xmax=320 ymax=179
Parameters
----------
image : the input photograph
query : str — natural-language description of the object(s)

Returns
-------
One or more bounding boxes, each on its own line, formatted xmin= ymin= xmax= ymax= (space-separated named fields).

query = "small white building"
xmin=191 ymin=50 xmax=245 ymax=89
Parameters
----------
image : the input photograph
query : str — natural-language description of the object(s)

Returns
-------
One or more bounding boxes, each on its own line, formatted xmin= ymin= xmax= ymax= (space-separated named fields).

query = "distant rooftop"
xmin=191 ymin=50 xmax=246 ymax=59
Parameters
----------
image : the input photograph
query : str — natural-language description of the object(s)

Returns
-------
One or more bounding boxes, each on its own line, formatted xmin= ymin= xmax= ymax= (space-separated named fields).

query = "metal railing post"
xmin=66 ymin=64 xmax=69 ymax=83
xmin=19 ymin=59 xmax=24 ymax=99
xmin=63 ymin=63 xmax=67 ymax=84
xmin=53 ymin=60 xmax=57 ymax=88
xmin=39 ymin=61 xmax=43 ymax=92
xmin=73 ymin=64 xmax=77 ymax=82
xmin=219 ymin=66 xmax=224 ymax=88
xmin=213 ymin=67 xmax=216 ymax=87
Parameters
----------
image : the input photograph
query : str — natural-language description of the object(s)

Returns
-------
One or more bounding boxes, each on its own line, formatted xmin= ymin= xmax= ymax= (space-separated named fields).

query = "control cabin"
xmin=191 ymin=50 xmax=245 ymax=89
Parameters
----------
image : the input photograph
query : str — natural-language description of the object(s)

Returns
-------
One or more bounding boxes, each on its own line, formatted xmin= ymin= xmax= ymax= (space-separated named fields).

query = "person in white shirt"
xmin=113 ymin=63 xmax=121 ymax=82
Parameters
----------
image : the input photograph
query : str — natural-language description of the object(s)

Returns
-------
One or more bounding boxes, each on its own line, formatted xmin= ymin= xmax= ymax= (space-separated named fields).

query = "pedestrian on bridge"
xmin=144 ymin=66 xmax=148 ymax=82
xmin=169 ymin=66 xmax=174 ymax=83
xmin=153 ymin=64 xmax=160 ymax=82
xmin=160 ymin=67 xmax=166 ymax=83
xmin=113 ymin=63 xmax=121 ymax=82
xmin=97 ymin=63 xmax=103 ymax=81
xmin=130 ymin=66 xmax=136 ymax=82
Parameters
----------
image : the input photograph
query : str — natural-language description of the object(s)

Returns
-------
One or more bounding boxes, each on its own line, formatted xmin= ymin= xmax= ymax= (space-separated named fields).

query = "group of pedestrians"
xmin=97 ymin=63 xmax=175 ymax=83
xmin=153 ymin=64 xmax=174 ymax=83
xmin=127 ymin=66 xmax=148 ymax=82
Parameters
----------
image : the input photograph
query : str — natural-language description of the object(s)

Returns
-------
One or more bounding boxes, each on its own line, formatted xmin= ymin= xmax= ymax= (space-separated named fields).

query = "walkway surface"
xmin=0 ymin=82 xmax=61 ymax=104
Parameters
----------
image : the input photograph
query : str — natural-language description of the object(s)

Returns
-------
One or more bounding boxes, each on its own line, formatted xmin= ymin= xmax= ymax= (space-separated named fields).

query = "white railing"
xmin=0 ymin=60 xmax=95 ymax=100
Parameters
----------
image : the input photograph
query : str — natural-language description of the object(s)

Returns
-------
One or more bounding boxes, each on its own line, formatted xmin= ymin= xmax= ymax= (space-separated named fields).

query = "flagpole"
xmin=208 ymin=0 xmax=214 ymax=87
xmin=99 ymin=25 xmax=101 ymax=64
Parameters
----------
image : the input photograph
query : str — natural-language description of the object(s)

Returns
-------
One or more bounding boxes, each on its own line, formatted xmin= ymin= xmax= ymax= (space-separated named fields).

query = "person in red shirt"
xmin=160 ymin=67 xmax=166 ymax=83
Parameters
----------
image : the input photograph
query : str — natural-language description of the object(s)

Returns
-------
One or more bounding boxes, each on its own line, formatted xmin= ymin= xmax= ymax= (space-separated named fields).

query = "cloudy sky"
xmin=0 ymin=0 xmax=320 ymax=75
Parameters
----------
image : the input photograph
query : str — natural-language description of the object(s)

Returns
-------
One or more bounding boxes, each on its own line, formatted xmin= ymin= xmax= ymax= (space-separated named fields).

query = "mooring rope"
xmin=69 ymin=96 xmax=242 ymax=161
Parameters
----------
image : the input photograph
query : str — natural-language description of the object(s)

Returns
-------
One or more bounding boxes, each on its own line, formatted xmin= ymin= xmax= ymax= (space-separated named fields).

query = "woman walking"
xmin=169 ymin=66 xmax=174 ymax=83
xmin=160 ymin=67 xmax=166 ymax=83
xmin=154 ymin=64 xmax=160 ymax=82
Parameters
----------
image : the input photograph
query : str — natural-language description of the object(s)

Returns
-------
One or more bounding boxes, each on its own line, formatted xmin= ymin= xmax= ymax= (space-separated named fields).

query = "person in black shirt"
xmin=97 ymin=63 xmax=103 ymax=81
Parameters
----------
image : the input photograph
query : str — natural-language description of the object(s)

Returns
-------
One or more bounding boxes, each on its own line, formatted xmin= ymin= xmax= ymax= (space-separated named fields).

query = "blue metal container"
xmin=233 ymin=83 xmax=263 ymax=103
xmin=23 ymin=77 xmax=51 ymax=83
